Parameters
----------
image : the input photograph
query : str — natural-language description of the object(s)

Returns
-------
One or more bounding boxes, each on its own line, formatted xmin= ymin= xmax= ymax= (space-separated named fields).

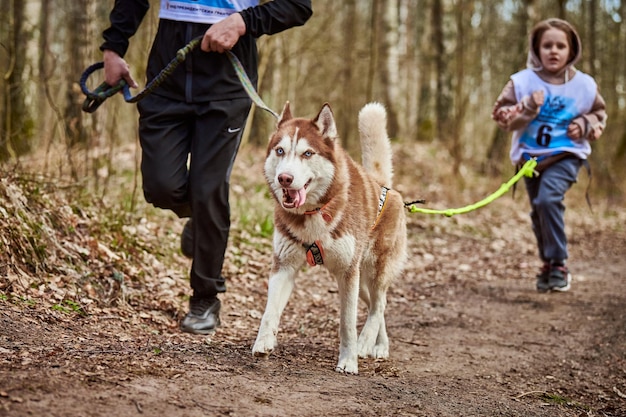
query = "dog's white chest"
xmin=315 ymin=234 xmax=356 ymax=271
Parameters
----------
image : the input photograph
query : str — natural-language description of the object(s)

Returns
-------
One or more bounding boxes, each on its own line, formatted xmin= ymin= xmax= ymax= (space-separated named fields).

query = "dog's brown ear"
xmin=314 ymin=103 xmax=338 ymax=140
xmin=278 ymin=101 xmax=292 ymax=126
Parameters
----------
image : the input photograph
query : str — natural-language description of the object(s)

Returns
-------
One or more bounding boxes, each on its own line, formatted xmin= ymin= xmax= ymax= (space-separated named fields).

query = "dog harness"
xmin=371 ymin=186 xmax=390 ymax=229
xmin=302 ymin=186 xmax=390 ymax=267
xmin=304 ymin=241 xmax=325 ymax=266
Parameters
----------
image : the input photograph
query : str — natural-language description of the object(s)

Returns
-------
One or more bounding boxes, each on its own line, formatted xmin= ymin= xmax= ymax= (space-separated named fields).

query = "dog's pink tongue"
xmin=288 ymin=188 xmax=307 ymax=208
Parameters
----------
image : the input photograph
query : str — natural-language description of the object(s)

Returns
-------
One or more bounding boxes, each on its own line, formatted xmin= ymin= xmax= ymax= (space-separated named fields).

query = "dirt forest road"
xmin=1 ymin=155 xmax=626 ymax=416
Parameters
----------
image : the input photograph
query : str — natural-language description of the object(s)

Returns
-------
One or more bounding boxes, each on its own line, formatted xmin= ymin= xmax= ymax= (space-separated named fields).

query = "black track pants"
xmin=138 ymin=94 xmax=252 ymax=297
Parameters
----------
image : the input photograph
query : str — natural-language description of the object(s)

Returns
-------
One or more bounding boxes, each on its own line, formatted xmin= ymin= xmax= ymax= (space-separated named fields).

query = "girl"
xmin=492 ymin=18 xmax=606 ymax=292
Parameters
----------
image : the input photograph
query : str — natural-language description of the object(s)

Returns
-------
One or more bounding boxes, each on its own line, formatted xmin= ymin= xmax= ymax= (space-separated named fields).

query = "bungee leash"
xmin=404 ymin=158 xmax=538 ymax=217
xmin=225 ymin=48 xmax=279 ymax=119
xmin=80 ymin=36 xmax=279 ymax=118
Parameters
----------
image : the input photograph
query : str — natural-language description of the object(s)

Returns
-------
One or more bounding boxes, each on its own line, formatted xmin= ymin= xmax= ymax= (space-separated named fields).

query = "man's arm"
xmin=239 ymin=0 xmax=313 ymax=38
xmin=100 ymin=0 xmax=151 ymax=58
xmin=100 ymin=0 xmax=150 ymax=87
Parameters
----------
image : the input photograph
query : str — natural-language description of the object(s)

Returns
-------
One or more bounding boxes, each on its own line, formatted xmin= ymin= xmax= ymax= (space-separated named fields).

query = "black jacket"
xmin=101 ymin=0 xmax=312 ymax=102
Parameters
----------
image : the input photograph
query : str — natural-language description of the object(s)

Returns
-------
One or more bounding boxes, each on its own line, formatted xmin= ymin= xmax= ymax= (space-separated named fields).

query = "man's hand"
xmin=201 ymin=13 xmax=246 ymax=53
xmin=103 ymin=50 xmax=138 ymax=88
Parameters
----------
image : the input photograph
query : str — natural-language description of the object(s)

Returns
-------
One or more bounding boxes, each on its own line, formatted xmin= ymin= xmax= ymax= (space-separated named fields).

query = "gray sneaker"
xmin=181 ymin=219 xmax=193 ymax=259
xmin=536 ymin=263 xmax=550 ymax=293
xmin=548 ymin=266 xmax=572 ymax=292
xmin=180 ymin=297 xmax=221 ymax=334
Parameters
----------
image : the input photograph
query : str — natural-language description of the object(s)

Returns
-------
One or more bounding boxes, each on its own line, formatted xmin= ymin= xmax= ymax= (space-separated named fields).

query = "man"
xmin=101 ymin=0 xmax=313 ymax=334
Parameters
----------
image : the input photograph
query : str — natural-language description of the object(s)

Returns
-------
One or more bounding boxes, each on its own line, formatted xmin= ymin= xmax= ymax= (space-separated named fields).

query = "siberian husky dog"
xmin=252 ymin=102 xmax=407 ymax=374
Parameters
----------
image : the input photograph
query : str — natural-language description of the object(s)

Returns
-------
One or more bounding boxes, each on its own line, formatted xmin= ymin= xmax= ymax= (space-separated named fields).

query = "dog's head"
xmin=264 ymin=102 xmax=338 ymax=211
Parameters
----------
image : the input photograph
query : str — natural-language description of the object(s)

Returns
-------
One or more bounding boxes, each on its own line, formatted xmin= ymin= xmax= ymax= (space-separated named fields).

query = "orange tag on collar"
xmin=306 ymin=240 xmax=325 ymax=266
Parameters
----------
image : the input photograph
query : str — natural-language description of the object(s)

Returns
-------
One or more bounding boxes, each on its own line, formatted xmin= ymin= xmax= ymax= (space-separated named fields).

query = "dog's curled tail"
xmin=358 ymin=102 xmax=393 ymax=187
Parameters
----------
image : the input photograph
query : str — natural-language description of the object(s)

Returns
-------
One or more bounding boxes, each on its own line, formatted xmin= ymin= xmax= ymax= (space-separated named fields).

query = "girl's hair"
xmin=531 ymin=18 xmax=579 ymax=64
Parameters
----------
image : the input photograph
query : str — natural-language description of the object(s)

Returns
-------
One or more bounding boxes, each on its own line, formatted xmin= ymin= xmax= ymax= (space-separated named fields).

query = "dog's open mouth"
xmin=281 ymin=180 xmax=310 ymax=209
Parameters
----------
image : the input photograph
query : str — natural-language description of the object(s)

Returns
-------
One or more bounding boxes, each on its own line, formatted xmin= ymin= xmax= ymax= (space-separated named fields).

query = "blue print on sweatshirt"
xmin=519 ymin=94 xmax=577 ymax=150
xmin=173 ymin=0 xmax=236 ymax=9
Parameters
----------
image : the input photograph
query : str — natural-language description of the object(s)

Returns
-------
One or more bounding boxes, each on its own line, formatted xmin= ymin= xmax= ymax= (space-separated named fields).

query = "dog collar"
xmin=304 ymin=201 xmax=333 ymax=222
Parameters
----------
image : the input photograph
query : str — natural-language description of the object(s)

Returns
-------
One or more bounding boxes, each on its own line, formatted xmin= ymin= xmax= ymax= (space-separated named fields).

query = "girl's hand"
xmin=492 ymin=104 xmax=521 ymax=124
xmin=530 ymin=90 xmax=545 ymax=109
xmin=567 ymin=122 xmax=583 ymax=140
xmin=588 ymin=124 xmax=604 ymax=141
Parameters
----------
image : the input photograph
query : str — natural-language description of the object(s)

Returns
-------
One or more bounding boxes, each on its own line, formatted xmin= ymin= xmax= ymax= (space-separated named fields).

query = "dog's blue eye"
xmin=303 ymin=150 xmax=314 ymax=158
xmin=276 ymin=147 xmax=284 ymax=155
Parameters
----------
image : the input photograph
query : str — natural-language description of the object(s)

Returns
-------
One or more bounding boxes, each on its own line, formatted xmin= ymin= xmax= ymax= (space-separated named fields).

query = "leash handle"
xmin=79 ymin=62 xmax=131 ymax=113
xmin=79 ymin=37 xmax=202 ymax=113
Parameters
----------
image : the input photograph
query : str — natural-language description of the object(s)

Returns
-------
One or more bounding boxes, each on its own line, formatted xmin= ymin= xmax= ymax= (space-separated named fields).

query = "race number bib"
xmin=519 ymin=94 xmax=577 ymax=151
xmin=160 ymin=0 xmax=258 ymax=24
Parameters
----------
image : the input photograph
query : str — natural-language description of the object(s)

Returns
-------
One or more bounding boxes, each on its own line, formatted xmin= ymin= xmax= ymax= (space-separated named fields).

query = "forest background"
xmin=1 ymin=0 xmax=625 ymax=202
xmin=1 ymin=2 xmax=626 ymax=415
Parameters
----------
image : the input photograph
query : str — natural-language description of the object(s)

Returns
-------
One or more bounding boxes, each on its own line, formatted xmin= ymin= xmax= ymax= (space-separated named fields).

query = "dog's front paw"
xmin=335 ymin=357 xmax=358 ymax=375
xmin=370 ymin=344 xmax=389 ymax=359
xmin=252 ymin=333 xmax=277 ymax=357
xmin=357 ymin=338 xmax=375 ymax=359
xmin=358 ymin=340 xmax=389 ymax=359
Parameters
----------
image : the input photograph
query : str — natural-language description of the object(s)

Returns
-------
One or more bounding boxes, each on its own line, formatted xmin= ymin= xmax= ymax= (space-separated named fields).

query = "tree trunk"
xmin=366 ymin=0 xmax=381 ymax=103
xmin=432 ymin=0 xmax=446 ymax=143
xmin=381 ymin=0 xmax=401 ymax=139
xmin=416 ymin=0 xmax=434 ymax=142
xmin=339 ymin=0 xmax=358 ymax=153
xmin=65 ymin=0 xmax=92 ymax=148
xmin=557 ymin=0 xmax=567 ymax=19
xmin=403 ymin=0 xmax=422 ymax=143
xmin=0 ymin=0 xmax=32 ymax=161
xmin=450 ymin=0 xmax=469 ymax=175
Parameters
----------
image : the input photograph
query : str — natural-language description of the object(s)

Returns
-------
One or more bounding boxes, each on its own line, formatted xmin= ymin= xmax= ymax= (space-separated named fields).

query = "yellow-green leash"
xmin=405 ymin=158 xmax=538 ymax=217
